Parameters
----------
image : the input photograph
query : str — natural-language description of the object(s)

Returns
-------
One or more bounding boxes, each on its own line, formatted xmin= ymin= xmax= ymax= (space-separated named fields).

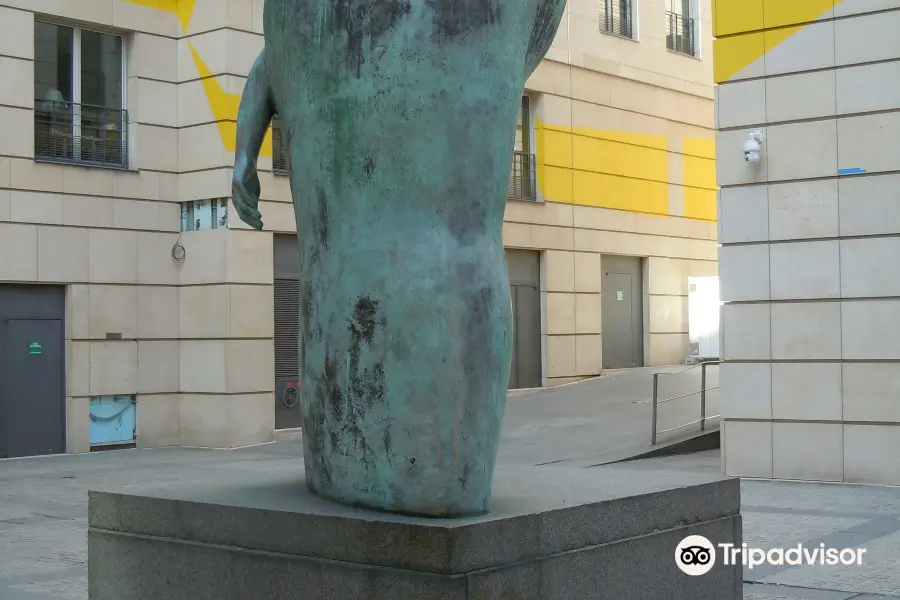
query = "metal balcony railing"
xmin=666 ymin=11 xmax=697 ymax=57
xmin=651 ymin=360 xmax=720 ymax=445
xmin=509 ymin=151 xmax=537 ymax=202
xmin=34 ymin=100 xmax=128 ymax=168
xmin=272 ymin=118 xmax=288 ymax=175
xmin=599 ymin=0 xmax=634 ymax=39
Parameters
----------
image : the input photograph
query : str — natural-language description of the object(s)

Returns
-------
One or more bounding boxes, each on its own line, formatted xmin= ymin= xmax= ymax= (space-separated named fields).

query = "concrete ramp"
xmin=498 ymin=364 xmax=720 ymax=467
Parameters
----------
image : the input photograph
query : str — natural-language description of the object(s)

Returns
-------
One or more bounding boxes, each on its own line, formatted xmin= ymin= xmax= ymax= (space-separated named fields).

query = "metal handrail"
xmin=34 ymin=99 xmax=129 ymax=168
xmin=599 ymin=0 xmax=634 ymax=38
xmin=657 ymin=360 xmax=714 ymax=377
xmin=666 ymin=11 xmax=697 ymax=57
xmin=508 ymin=151 xmax=537 ymax=201
xmin=657 ymin=414 xmax=721 ymax=436
xmin=657 ymin=386 xmax=720 ymax=405
xmin=651 ymin=360 xmax=720 ymax=445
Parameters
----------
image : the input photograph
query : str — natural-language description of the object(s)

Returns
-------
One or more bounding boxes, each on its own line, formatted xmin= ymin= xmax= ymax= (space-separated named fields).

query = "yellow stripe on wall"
xmin=536 ymin=120 xmax=714 ymax=219
xmin=715 ymin=0 xmax=764 ymax=37
xmin=683 ymin=138 xmax=717 ymax=221
xmin=536 ymin=120 xmax=670 ymax=215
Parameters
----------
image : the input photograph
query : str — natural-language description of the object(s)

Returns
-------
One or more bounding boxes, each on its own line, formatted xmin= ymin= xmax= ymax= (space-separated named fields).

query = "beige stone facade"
xmin=716 ymin=0 xmax=900 ymax=485
xmin=0 ymin=0 xmax=716 ymax=455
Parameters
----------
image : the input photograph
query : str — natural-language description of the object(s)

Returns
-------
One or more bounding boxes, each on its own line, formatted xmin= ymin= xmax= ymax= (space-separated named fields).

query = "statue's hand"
xmin=232 ymin=158 xmax=264 ymax=230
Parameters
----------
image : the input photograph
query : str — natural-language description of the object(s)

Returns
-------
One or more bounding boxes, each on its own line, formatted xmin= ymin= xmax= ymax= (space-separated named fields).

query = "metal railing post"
xmin=651 ymin=373 xmax=659 ymax=445
xmin=700 ymin=362 xmax=707 ymax=431
xmin=651 ymin=360 xmax=720 ymax=440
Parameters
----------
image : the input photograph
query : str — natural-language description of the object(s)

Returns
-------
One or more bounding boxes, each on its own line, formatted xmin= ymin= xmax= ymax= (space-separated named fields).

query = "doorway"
xmin=0 ymin=285 xmax=66 ymax=459
xmin=601 ymin=255 xmax=645 ymax=369
xmin=505 ymin=249 xmax=542 ymax=389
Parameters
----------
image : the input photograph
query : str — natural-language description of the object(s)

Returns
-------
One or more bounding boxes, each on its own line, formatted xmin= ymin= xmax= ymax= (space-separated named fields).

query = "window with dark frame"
xmin=665 ymin=0 xmax=698 ymax=57
xmin=510 ymin=96 xmax=537 ymax=202
xmin=272 ymin=116 xmax=288 ymax=175
xmin=599 ymin=0 xmax=635 ymax=39
xmin=34 ymin=22 xmax=128 ymax=168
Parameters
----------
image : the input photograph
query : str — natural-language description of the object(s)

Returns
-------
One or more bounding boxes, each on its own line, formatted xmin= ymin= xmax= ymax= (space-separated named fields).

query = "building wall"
xmin=715 ymin=0 xmax=900 ymax=484
xmin=0 ymin=0 xmax=274 ymax=453
xmin=0 ymin=0 xmax=717 ymax=453
xmin=218 ymin=0 xmax=721 ymax=383
xmin=516 ymin=0 xmax=719 ymax=383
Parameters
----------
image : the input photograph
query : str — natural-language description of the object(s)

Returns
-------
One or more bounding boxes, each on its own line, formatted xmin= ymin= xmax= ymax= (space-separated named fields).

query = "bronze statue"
xmin=232 ymin=0 xmax=565 ymax=517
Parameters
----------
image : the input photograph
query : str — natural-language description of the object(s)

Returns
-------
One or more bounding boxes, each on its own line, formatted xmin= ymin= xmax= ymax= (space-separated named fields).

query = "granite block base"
xmin=88 ymin=463 xmax=742 ymax=600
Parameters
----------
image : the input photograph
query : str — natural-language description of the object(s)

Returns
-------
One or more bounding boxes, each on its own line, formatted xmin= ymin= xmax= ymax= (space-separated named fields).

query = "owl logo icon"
xmin=675 ymin=535 xmax=716 ymax=576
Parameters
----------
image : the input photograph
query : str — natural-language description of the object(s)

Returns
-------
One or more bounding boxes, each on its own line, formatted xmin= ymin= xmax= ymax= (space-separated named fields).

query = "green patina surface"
xmin=232 ymin=0 xmax=565 ymax=518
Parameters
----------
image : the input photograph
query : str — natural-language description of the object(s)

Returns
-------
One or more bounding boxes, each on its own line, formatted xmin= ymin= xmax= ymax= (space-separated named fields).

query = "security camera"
xmin=743 ymin=131 xmax=763 ymax=165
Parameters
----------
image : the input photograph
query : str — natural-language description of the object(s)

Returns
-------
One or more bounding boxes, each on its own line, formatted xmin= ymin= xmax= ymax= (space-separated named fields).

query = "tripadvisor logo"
xmin=675 ymin=535 xmax=867 ymax=576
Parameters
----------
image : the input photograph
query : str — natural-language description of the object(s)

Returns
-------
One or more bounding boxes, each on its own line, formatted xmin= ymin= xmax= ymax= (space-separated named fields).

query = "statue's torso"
xmin=262 ymin=0 xmax=537 ymax=239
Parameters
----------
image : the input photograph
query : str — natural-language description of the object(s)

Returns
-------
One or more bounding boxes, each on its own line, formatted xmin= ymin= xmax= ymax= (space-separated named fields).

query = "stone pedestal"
xmin=88 ymin=464 xmax=742 ymax=600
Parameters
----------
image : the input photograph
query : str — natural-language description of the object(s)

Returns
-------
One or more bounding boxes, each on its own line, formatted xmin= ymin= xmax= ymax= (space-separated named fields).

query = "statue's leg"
xmin=232 ymin=49 xmax=275 ymax=230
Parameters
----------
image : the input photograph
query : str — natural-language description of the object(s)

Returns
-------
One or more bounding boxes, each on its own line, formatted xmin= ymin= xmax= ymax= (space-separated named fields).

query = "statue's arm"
xmin=232 ymin=49 xmax=275 ymax=230
xmin=524 ymin=0 xmax=567 ymax=79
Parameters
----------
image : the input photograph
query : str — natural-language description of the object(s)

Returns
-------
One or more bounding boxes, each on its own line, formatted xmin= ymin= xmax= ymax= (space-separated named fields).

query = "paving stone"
xmin=762 ymin=529 xmax=900 ymax=597
xmin=743 ymin=582 xmax=860 ymax=599
xmin=742 ymin=480 xmax=900 ymax=518
xmin=11 ymin=576 xmax=89 ymax=600
xmin=741 ymin=513 xmax=871 ymax=550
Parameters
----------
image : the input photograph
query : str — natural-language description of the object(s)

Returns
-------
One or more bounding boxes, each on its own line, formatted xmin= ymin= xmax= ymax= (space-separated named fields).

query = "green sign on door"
xmin=28 ymin=340 xmax=42 ymax=355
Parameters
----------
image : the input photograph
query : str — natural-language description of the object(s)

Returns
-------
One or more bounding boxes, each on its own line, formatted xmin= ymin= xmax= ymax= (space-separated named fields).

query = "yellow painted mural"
xmin=121 ymin=0 xmax=717 ymax=221
xmin=188 ymin=44 xmax=273 ymax=155
xmin=535 ymin=120 xmax=717 ymax=221
xmin=122 ymin=0 xmax=272 ymax=155
xmin=712 ymin=0 xmax=840 ymax=82
xmin=683 ymin=139 xmax=717 ymax=221
xmin=125 ymin=0 xmax=196 ymax=31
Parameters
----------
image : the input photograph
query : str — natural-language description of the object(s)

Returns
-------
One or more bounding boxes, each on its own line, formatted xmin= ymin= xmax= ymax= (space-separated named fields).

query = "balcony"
xmin=34 ymin=100 xmax=128 ymax=168
xmin=599 ymin=0 xmax=634 ymax=39
xmin=508 ymin=151 xmax=537 ymax=202
xmin=666 ymin=11 xmax=697 ymax=57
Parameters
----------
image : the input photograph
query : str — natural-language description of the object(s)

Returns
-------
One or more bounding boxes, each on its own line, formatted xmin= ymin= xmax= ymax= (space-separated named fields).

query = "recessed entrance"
xmin=506 ymin=249 xmax=542 ymax=389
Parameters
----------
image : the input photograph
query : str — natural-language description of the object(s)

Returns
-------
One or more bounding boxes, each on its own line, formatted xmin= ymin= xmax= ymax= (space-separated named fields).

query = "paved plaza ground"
xmin=2 ymin=443 xmax=899 ymax=599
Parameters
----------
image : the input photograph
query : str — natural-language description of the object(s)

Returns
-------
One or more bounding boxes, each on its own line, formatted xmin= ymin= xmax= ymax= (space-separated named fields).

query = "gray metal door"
xmin=601 ymin=255 xmax=644 ymax=369
xmin=510 ymin=284 xmax=541 ymax=388
xmin=273 ymin=235 xmax=302 ymax=430
xmin=506 ymin=249 xmax=542 ymax=389
xmin=0 ymin=319 xmax=65 ymax=458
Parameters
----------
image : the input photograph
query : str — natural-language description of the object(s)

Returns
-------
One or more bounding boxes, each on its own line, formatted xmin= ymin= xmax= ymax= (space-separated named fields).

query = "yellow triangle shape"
xmin=714 ymin=0 xmax=841 ymax=83
xmin=188 ymin=42 xmax=272 ymax=155
xmin=176 ymin=0 xmax=197 ymax=32
xmin=119 ymin=0 xmax=196 ymax=34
